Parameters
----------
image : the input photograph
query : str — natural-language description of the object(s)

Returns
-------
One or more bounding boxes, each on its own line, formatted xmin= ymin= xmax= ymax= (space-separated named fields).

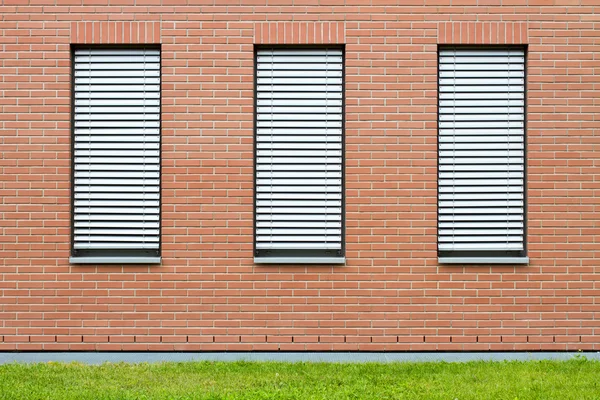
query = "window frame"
xmin=253 ymin=44 xmax=346 ymax=264
xmin=436 ymin=45 xmax=529 ymax=265
xmin=69 ymin=44 xmax=162 ymax=264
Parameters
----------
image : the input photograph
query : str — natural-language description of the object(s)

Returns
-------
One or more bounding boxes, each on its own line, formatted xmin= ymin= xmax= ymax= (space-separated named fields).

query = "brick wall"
xmin=0 ymin=0 xmax=599 ymax=351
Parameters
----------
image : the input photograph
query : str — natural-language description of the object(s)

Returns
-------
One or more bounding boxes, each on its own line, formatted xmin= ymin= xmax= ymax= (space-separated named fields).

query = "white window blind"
xmin=438 ymin=47 xmax=526 ymax=258
xmin=255 ymin=48 xmax=344 ymax=261
xmin=72 ymin=48 xmax=161 ymax=260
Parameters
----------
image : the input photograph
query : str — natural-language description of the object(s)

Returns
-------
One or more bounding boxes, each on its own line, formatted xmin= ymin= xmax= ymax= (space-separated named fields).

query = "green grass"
xmin=1 ymin=358 xmax=600 ymax=399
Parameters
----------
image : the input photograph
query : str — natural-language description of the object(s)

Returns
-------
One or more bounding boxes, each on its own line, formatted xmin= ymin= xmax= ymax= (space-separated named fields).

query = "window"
xmin=254 ymin=47 xmax=345 ymax=264
xmin=71 ymin=47 xmax=161 ymax=264
xmin=437 ymin=47 xmax=528 ymax=264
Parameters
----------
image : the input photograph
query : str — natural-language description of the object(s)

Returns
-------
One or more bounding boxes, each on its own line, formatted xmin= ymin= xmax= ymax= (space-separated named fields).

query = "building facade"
xmin=0 ymin=0 xmax=599 ymax=351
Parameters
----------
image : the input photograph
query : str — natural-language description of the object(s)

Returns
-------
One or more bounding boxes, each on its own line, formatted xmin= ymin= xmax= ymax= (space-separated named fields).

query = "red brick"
xmin=0 ymin=2 xmax=597 ymax=353
xmin=438 ymin=21 xmax=528 ymax=45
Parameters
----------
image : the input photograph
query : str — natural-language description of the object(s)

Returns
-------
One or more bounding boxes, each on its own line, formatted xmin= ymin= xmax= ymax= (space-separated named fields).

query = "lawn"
xmin=1 ymin=358 xmax=599 ymax=399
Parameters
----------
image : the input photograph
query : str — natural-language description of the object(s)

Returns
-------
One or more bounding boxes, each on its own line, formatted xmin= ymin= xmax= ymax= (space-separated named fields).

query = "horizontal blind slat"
xmin=73 ymin=47 xmax=161 ymax=253
xmin=255 ymin=48 xmax=343 ymax=253
xmin=438 ymin=47 xmax=525 ymax=253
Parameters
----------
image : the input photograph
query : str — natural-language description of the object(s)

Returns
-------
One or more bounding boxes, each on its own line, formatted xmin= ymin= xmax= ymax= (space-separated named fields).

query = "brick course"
xmin=0 ymin=0 xmax=599 ymax=351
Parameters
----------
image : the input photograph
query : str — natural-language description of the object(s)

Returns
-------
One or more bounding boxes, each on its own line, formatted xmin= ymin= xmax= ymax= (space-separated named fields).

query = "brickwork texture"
xmin=0 ymin=0 xmax=599 ymax=351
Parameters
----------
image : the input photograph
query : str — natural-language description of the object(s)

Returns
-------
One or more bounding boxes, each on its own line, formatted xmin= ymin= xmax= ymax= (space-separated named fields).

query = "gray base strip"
xmin=70 ymin=257 xmax=161 ymax=264
xmin=1 ymin=352 xmax=598 ymax=365
xmin=438 ymin=257 xmax=529 ymax=264
xmin=254 ymin=257 xmax=346 ymax=264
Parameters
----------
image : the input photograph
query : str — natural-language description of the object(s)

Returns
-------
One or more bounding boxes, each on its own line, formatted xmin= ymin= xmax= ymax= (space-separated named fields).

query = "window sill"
xmin=254 ymin=257 xmax=345 ymax=265
xmin=438 ymin=257 xmax=529 ymax=265
xmin=70 ymin=256 xmax=161 ymax=264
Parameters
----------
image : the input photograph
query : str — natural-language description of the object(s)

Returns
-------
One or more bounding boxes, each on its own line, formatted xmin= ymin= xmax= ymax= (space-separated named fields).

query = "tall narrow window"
xmin=71 ymin=47 xmax=161 ymax=264
xmin=438 ymin=47 xmax=528 ymax=264
xmin=254 ymin=47 xmax=345 ymax=264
